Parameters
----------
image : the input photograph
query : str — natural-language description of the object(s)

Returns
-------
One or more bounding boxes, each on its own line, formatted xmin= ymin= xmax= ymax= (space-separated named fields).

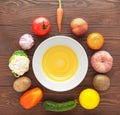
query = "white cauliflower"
xmin=8 ymin=50 xmax=30 ymax=77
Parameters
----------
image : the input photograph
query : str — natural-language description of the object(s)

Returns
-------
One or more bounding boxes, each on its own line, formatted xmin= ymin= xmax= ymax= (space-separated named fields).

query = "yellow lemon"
xmin=79 ymin=88 xmax=100 ymax=109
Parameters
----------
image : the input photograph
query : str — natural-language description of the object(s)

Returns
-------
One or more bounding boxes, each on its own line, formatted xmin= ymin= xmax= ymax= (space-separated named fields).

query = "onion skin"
xmin=91 ymin=51 xmax=113 ymax=73
xmin=19 ymin=34 xmax=35 ymax=50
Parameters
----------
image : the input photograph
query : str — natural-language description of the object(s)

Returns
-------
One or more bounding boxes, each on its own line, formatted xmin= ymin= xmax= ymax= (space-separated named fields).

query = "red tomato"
xmin=32 ymin=17 xmax=51 ymax=36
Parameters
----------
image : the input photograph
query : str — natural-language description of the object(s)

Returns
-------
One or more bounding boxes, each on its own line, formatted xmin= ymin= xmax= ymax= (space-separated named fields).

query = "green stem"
xmin=42 ymin=21 xmax=48 ymax=30
xmin=58 ymin=0 xmax=62 ymax=8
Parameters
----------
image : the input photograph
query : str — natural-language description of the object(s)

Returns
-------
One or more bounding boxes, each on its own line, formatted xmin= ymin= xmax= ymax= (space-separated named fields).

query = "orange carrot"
xmin=57 ymin=0 xmax=63 ymax=32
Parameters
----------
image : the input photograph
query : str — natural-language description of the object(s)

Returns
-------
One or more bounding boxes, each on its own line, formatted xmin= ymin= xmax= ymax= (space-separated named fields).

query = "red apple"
xmin=70 ymin=18 xmax=88 ymax=36
xmin=91 ymin=51 xmax=113 ymax=73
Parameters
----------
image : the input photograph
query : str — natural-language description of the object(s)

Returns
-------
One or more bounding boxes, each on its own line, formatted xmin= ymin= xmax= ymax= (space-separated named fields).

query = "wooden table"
xmin=0 ymin=0 xmax=120 ymax=114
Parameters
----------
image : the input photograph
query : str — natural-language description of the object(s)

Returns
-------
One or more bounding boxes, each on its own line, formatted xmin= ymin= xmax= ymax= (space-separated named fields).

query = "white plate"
xmin=32 ymin=36 xmax=88 ymax=92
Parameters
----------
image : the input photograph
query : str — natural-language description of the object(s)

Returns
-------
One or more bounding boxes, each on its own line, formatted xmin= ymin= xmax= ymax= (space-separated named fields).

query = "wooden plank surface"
xmin=0 ymin=0 xmax=120 ymax=114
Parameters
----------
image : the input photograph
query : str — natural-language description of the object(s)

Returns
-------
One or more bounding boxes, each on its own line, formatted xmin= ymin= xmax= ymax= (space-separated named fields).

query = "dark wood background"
xmin=0 ymin=0 xmax=120 ymax=115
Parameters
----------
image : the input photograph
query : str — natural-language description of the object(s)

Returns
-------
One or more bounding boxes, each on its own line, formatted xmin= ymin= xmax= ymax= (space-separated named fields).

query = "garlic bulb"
xmin=19 ymin=34 xmax=35 ymax=50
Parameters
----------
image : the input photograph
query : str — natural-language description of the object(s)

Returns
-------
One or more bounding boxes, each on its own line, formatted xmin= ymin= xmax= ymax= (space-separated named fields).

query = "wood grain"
xmin=0 ymin=0 xmax=120 ymax=114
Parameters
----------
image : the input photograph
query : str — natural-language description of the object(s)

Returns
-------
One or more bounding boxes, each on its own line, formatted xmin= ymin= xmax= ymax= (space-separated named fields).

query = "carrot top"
xmin=58 ymin=0 xmax=62 ymax=8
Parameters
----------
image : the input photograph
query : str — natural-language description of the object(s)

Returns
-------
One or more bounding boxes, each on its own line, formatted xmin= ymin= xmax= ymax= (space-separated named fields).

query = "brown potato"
xmin=93 ymin=74 xmax=110 ymax=91
xmin=13 ymin=76 xmax=31 ymax=92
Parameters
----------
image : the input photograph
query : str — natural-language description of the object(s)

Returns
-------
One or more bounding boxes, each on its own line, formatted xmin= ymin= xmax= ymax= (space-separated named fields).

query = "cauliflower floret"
xmin=9 ymin=56 xmax=30 ymax=77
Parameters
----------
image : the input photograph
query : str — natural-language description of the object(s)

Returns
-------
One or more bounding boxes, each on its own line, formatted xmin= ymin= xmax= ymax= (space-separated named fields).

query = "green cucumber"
xmin=42 ymin=100 xmax=77 ymax=112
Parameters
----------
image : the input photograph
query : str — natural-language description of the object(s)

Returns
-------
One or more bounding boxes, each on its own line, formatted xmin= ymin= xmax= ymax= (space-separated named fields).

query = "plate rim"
xmin=32 ymin=35 xmax=88 ymax=92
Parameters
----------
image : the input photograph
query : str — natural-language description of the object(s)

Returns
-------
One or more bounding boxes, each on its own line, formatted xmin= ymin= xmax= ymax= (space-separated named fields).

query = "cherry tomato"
xmin=32 ymin=17 xmax=51 ymax=36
